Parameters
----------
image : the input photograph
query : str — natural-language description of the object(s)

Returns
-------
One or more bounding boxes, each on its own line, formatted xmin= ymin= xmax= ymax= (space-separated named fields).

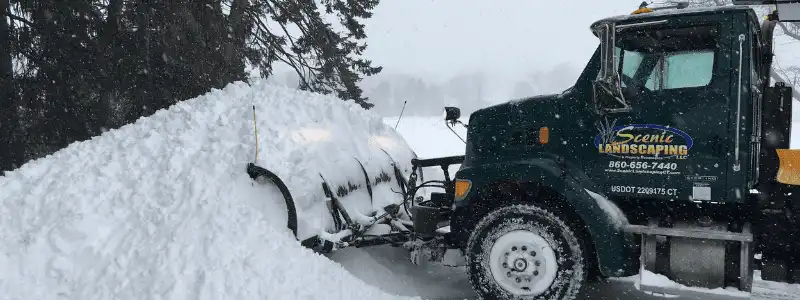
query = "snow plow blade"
xmin=245 ymin=148 xmax=420 ymax=254
xmin=240 ymin=97 xmax=420 ymax=254
xmin=776 ymin=149 xmax=800 ymax=186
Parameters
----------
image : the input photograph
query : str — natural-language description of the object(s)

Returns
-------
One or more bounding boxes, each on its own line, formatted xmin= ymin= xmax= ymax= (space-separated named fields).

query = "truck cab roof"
xmin=590 ymin=5 xmax=758 ymax=33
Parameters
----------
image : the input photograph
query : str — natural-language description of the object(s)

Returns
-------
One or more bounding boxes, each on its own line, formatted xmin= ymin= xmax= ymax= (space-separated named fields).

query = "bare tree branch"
xmin=772 ymin=69 xmax=800 ymax=100
xmin=778 ymin=22 xmax=800 ymax=41
xmin=695 ymin=0 xmax=800 ymax=102
xmin=771 ymin=22 xmax=800 ymax=101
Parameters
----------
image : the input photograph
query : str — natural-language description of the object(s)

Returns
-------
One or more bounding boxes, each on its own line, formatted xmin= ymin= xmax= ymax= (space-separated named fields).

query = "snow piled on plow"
xmin=0 ymin=80 xmax=417 ymax=300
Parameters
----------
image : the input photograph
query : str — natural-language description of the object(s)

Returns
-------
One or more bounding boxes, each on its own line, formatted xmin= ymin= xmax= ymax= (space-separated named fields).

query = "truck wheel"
xmin=466 ymin=204 xmax=585 ymax=300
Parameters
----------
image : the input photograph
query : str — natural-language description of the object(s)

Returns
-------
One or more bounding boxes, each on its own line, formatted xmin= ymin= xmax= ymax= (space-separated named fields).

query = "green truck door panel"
xmin=583 ymin=18 xmax=734 ymax=202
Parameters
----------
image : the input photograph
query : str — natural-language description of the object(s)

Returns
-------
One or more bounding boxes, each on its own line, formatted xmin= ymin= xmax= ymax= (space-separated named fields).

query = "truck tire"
xmin=466 ymin=204 xmax=585 ymax=300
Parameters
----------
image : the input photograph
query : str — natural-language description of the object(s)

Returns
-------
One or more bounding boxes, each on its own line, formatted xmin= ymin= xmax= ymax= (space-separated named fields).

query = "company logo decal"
xmin=595 ymin=120 xmax=692 ymax=159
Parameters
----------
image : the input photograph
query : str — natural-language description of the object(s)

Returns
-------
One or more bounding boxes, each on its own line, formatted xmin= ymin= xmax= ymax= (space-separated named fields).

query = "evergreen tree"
xmin=1 ymin=0 xmax=21 ymax=170
xmin=0 ymin=0 xmax=384 ymax=172
xmin=245 ymin=0 xmax=383 ymax=109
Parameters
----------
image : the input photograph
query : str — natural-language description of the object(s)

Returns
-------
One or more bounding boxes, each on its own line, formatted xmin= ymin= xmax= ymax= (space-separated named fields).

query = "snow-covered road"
xmin=331 ymin=245 xmax=653 ymax=300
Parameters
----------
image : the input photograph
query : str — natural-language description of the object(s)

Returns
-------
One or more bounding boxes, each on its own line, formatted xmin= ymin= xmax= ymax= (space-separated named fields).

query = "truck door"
xmin=589 ymin=23 xmax=730 ymax=202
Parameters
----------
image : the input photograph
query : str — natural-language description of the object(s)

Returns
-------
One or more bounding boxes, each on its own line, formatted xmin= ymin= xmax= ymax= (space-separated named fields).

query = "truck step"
xmin=623 ymin=224 xmax=753 ymax=242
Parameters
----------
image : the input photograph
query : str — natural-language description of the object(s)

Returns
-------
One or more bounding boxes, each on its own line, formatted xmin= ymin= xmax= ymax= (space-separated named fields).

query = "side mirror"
xmin=443 ymin=106 xmax=467 ymax=144
xmin=592 ymin=21 xmax=631 ymax=114
xmin=444 ymin=107 xmax=461 ymax=122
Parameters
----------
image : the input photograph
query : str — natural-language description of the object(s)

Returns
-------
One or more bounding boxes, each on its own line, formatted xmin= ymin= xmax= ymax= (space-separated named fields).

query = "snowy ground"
xmin=324 ymin=116 xmax=800 ymax=300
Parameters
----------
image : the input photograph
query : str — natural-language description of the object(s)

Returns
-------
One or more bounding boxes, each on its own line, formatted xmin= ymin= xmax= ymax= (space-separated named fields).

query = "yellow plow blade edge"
xmin=776 ymin=149 xmax=800 ymax=185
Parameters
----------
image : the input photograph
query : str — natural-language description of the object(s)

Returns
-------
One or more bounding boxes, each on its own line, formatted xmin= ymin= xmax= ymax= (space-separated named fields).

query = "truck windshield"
xmin=614 ymin=24 xmax=718 ymax=92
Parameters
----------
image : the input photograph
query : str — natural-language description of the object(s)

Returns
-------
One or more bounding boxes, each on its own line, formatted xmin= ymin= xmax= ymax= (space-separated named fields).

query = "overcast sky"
xmin=359 ymin=1 xmax=800 ymax=82
xmin=361 ymin=0 xmax=647 ymax=80
xmin=261 ymin=1 xmax=800 ymax=92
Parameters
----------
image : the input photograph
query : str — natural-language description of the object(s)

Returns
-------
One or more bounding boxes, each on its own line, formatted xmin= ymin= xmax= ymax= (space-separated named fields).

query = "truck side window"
xmin=620 ymin=49 xmax=643 ymax=80
xmin=614 ymin=25 xmax=718 ymax=94
xmin=663 ymin=51 xmax=714 ymax=89
xmin=618 ymin=50 xmax=714 ymax=92
xmin=645 ymin=60 xmax=660 ymax=90
xmin=615 ymin=48 xmax=649 ymax=89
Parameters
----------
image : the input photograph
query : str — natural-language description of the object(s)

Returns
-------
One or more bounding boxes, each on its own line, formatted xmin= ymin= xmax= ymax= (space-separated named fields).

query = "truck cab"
xmin=447 ymin=4 xmax=798 ymax=299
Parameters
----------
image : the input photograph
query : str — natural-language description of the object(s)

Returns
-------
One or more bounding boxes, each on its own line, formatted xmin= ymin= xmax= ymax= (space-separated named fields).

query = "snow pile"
xmin=0 ymin=80 xmax=418 ymax=300
xmin=612 ymin=269 xmax=760 ymax=299
xmin=636 ymin=270 xmax=749 ymax=298
xmin=753 ymin=271 xmax=800 ymax=300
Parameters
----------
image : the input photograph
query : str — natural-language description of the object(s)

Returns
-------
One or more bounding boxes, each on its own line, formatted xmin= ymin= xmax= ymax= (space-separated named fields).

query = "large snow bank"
xmin=0 ymin=80 xmax=418 ymax=300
